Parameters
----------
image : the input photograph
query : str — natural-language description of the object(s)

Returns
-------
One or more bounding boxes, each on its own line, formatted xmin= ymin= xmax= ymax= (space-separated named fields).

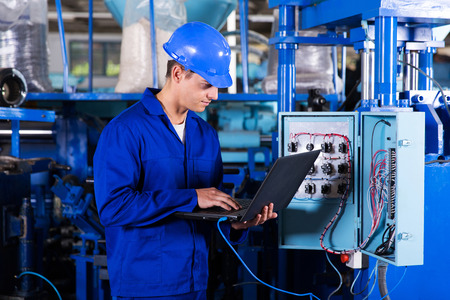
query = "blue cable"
xmin=379 ymin=267 xmax=407 ymax=300
xmin=217 ymin=217 xmax=320 ymax=300
xmin=16 ymin=271 xmax=62 ymax=300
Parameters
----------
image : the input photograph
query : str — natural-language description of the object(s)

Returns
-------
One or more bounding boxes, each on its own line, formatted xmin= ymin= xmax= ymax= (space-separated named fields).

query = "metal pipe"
xmin=361 ymin=49 xmax=375 ymax=103
xmin=226 ymin=11 xmax=237 ymax=94
xmin=88 ymin=0 xmax=93 ymax=92
xmin=0 ymin=130 xmax=53 ymax=137
xmin=149 ymin=0 xmax=158 ymax=88
xmin=403 ymin=51 xmax=411 ymax=91
xmin=369 ymin=49 xmax=375 ymax=100
xmin=55 ymin=0 xmax=70 ymax=93
xmin=238 ymin=0 xmax=249 ymax=93
xmin=361 ymin=50 xmax=370 ymax=100
xmin=410 ymin=51 xmax=419 ymax=90
xmin=0 ymin=68 xmax=27 ymax=108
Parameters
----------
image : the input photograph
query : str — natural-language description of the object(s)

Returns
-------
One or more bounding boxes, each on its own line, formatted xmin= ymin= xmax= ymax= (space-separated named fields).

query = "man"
xmin=94 ymin=22 xmax=277 ymax=299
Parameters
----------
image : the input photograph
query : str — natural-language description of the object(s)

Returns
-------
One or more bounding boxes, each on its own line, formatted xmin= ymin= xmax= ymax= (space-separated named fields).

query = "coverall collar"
xmin=141 ymin=88 xmax=200 ymax=121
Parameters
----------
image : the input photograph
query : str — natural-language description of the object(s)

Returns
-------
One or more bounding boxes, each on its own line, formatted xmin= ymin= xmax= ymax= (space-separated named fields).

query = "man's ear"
xmin=171 ymin=64 xmax=184 ymax=83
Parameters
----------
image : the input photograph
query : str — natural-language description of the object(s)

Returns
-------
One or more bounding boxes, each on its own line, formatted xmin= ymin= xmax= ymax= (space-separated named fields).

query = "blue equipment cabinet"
xmin=278 ymin=111 xmax=425 ymax=266
xmin=360 ymin=112 xmax=425 ymax=266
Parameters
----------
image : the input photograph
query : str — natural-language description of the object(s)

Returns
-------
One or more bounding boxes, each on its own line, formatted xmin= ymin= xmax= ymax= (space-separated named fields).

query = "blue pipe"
xmin=277 ymin=5 xmax=297 ymax=112
xmin=55 ymin=0 xmax=70 ymax=93
xmin=11 ymin=119 xmax=20 ymax=157
xmin=239 ymin=0 xmax=249 ymax=93
xmin=149 ymin=0 xmax=158 ymax=88
xmin=19 ymin=198 xmax=35 ymax=292
xmin=375 ymin=16 xmax=397 ymax=107
xmin=88 ymin=0 xmax=93 ymax=92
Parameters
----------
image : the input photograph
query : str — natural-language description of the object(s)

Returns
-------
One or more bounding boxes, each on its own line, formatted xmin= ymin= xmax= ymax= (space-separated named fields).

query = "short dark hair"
xmin=165 ymin=60 xmax=195 ymax=79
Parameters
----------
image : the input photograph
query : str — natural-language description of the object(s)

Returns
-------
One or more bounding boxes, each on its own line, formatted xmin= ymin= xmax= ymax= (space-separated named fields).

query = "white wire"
xmin=362 ymin=152 xmax=390 ymax=249
xmin=350 ymin=269 xmax=362 ymax=295
xmin=362 ymin=261 xmax=378 ymax=300
xmin=326 ymin=252 xmax=343 ymax=300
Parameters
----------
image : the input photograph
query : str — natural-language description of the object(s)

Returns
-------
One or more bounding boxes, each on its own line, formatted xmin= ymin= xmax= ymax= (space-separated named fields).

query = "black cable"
xmin=213 ymin=281 xmax=265 ymax=293
xmin=375 ymin=224 xmax=395 ymax=255
xmin=337 ymin=78 xmax=361 ymax=111
xmin=222 ymin=30 xmax=269 ymax=45
xmin=371 ymin=120 xmax=391 ymax=165
xmin=398 ymin=59 xmax=450 ymax=118
xmin=425 ymin=159 xmax=450 ymax=165
xmin=350 ymin=270 xmax=371 ymax=296
xmin=232 ymin=281 xmax=265 ymax=287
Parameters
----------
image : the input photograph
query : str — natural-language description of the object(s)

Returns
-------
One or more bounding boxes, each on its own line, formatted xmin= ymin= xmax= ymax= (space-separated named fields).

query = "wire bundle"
xmin=359 ymin=150 xmax=390 ymax=249
xmin=375 ymin=223 xmax=396 ymax=255
xmin=289 ymin=132 xmax=354 ymax=254
xmin=320 ymin=149 xmax=392 ymax=254
xmin=319 ymin=146 xmax=391 ymax=254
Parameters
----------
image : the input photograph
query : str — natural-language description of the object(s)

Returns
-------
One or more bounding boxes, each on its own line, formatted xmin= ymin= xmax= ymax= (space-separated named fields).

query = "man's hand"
xmin=196 ymin=187 xmax=241 ymax=211
xmin=231 ymin=203 xmax=278 ymax=230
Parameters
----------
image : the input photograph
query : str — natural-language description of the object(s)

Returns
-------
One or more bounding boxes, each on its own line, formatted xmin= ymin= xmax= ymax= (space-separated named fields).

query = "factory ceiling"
xmin=47 ymin=0 xmax=274 ymax=36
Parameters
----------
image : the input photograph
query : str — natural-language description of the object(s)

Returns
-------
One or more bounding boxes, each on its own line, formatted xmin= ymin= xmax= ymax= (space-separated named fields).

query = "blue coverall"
xmin=94 ymin=88 xmax=247 ymax=298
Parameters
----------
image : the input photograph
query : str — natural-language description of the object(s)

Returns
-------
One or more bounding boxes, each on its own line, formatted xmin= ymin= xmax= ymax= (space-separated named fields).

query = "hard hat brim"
xmin=197 ymin=70 xmax=233 ymax=89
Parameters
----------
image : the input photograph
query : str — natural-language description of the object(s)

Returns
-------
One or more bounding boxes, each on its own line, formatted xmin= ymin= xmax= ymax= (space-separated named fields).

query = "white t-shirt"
xmin=173 ymin=120 xmax=186 ymax=144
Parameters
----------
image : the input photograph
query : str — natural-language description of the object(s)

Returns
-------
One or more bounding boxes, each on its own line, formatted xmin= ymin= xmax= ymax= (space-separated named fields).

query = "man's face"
xmin=178 ymin=72 xmax=218 ymax=113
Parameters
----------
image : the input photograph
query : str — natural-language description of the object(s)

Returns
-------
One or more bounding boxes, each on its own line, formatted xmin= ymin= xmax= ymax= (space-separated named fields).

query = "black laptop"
xmin=175 ymin=150 xmax=320 ymax=222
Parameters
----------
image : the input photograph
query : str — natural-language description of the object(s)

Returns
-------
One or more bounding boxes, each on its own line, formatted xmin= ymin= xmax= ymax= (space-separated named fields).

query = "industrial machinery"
xmin=268 ymin=0 xmax=450 ymax=299
xmin=0 ymin=0 xmax=449 ymax=299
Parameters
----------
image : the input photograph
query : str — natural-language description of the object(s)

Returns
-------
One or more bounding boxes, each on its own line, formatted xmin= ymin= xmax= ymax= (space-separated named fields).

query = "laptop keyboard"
xmin=201 ymin=198 xmax=252 ymax=215
xmin=237 ymin=198 xmax=252 ymax=209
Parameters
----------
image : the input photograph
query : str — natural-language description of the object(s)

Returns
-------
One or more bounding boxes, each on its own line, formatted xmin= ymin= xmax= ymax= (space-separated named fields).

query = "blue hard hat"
xmin=163 ymin=22 xmax=232 ymax=88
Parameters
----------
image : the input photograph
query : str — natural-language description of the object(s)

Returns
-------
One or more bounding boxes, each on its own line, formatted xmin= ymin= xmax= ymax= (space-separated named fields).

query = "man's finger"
xmin=222 ymin=197 xmax=241 ymax=210
xmin=267 ymin=203 xmax=274 ymax=216
xmin=259 ymin=206 xmax=269 ymax=224
xmin=248 ymin=214 xmax=262 ymax=227
xmin=213 ymin=200 xmax=234 ymax=211
xmin=214 ymin=192 xmax=241 ymax=210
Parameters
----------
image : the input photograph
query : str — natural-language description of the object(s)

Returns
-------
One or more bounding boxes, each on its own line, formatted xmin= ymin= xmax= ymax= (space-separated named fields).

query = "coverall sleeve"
xmin=94 ymin=121 xmax=198 ymax=227
xmin=219 ymin=222 xmax=248 ymax=245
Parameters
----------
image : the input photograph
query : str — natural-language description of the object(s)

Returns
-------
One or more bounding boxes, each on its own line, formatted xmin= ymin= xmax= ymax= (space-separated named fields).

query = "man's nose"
xmin=208 ymin=87 xmax=218 ymax=101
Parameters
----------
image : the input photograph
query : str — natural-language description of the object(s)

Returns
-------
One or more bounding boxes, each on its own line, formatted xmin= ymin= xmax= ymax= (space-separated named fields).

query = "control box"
xmin=278 ymin=112 xmax=424 ymax=266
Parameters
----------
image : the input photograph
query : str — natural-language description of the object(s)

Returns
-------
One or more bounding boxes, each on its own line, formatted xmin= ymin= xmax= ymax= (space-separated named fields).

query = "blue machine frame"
xmin=0 ymin=107 xmax=55 ymax=158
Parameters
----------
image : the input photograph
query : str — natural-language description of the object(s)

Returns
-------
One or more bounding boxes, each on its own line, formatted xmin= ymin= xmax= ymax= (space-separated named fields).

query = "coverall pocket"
xmin=194 ymin=159 xmax=215 ymax=188
xmin=121 ymin=229 xmax=162 ymax=285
